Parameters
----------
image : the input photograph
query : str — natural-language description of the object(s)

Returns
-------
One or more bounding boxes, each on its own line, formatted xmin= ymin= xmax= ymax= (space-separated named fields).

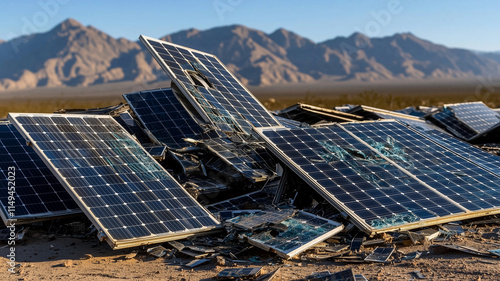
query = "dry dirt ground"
xmin=0 ymin=224 xmax=499 ymax=281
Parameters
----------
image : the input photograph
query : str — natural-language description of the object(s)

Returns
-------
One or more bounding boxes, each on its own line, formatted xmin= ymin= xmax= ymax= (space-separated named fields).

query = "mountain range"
xmin=0 ymin=18 xmax=499 ymax=91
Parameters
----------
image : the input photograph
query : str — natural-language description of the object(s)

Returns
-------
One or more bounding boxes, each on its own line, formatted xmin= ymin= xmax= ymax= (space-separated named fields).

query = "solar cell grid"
xmin=342 ymin=121 xmax=500 ymax=212
xmin=256 ymin=125 xmax=465 ymax=233
xmin=124 ymin=88 xmax=206 ymax=148
xmin=428 ymin=108 xmax=477 ymax=140
xmin=8 ymin=113 xmax=220 ymax=249
xmin=139 ymin=36 xmax=281 ymax=134
xmin=414 ymin=128 xmax=500 ymax=177
xmin=0 ymin=122 xmax=80 ymax=224
xmin=448 ymin=102 xmax=500 ymax=134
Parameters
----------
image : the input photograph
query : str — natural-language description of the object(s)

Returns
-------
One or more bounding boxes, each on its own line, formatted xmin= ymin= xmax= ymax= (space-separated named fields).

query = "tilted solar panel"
xmin=427 ymin=108 xmax=478 ymax=140
xmin=427 ymin=102 xmax=500 ymax=141
xmin=123 ymin=88 xmax=207 ymax=148
xmin=343 ymin=121 xmax=500 ymax=212
xmin=255 ymin=125 xmax=466 ymax=234
xmin=8 ymin=113 xmax=220 ymax=249
xmin=139 ymin=36 xmax=281 ymax=134
xmin=0 ymin=122 xmax=80 ymax=225
xmin=447 ymin=102 xmax=500 ymax=134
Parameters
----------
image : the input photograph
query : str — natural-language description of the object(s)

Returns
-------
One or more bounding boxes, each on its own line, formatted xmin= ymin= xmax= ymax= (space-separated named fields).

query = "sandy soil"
xmin=1 ymin=224 xmax=499 ymax=281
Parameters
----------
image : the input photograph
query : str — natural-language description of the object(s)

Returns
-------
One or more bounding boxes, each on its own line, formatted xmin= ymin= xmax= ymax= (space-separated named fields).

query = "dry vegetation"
xmin=259 ymin=87 xmax=499 ymax=112
xmin=1 ymin=84 xmax=498 ymax=119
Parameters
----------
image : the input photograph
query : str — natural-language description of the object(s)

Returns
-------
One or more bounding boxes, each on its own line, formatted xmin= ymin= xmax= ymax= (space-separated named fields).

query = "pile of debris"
xmin=2 ymin=37 xmax=500 ymax=279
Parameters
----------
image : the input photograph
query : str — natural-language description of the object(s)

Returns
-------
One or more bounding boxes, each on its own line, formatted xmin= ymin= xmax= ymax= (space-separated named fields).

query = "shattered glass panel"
xmin=246 ymin=211 xmax=343 ymax=259
xmin=227 ymin=209 xmax=295 ymax=230
xmin=257 ymin=125 xmax=464 ymax=233
xmin=123 ymin=88 xmax=206 ymax=148
xmin=364 ymin=247 xmax=395 ymax=262
xmin=343 ymin=121 xmax=500 ymax=212
xmin=139 ymin=36 xmax=281 ymax=134
xmin=8 ymin=113 xmax=220 ymax=249
xmin=201 ymin=138 xmax=273 ymax=182
xmin=207 ymin=189 xmax=274 ymax=213
xmin=0 ymin=122 xmax=80 ymax=224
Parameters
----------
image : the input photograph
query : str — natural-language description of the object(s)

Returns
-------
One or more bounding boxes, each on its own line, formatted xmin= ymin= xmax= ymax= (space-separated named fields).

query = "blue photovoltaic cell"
xmin=256 ymin=125 xmax=465 ymax=232
xmin=419 ymin=128 xmax=500 ymax=177
xmin=427 ymin=102 xmax=500 ymax=140
xmin=124 ymin=88 xmax=206 ymax=148
xmin=0 ymin=122 xmax=80 ymax=224
xmin=8 ymin=113 xmax=219 ymax=248
xmin=342 ymin=121 xmax=500 ymax=212
xmin=448 ymin=102 xmax=500 ymax=134
xmin=427 ymin=108 xmax=476 ymax=140
xmin=139 ymin=36 xmax=281 ymax=134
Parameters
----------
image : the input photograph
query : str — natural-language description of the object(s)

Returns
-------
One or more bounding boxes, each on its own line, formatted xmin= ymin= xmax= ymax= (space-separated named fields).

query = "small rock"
xmin=81 ymin=254 xmax=93 ymax=260
xmin=216 ymin=256 xmax=226 ymax=266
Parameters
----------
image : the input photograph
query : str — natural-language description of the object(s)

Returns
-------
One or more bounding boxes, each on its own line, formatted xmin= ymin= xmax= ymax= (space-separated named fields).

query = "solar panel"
xmin=0 ymin=122 xmax=80 ymax=225
xmin=427 ymin=107 xmax=477 ymax=140
xmin=8 ymin=113 xmax=220 ymax=249
xmin=343 ymin=121 xmax=500 ymax=212
xmin=139 ymin=36 xmax=281 ymax=134
xmin=244 ymin=211 xmax=344 ymax=259
xmin=256 ymin=125 xmax=467 ymax=234
xmin=427 ymin=102 xmax=500 ymax=141
xmin=123 ymin=88 xmax=208 ymax=148
xmin=200 ymin=138 xmax=273 ymax=182
xmin=448 ymin=102 xmax=500 ymax=133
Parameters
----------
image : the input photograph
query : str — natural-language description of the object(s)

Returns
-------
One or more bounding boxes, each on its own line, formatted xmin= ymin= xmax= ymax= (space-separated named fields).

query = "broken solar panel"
xmin=343 ymin=121 xmax=500 ymax=212
xmin=277 ymin=103 xmax=364 ymax=124
xmin=0 ymin=122 xmax=80 ymax=225
xmin=207 ymin=188 xmax=274 ymax=213
xmin=139 ymin=35 xmax=281 ymax=134
xmin=244 ymin=211 xmax=343 ymax=259
xmin=8 ymin=113 xmax=220 ymax=249
xmin=427 ymin=102 xmax=500 ymax=141
xmin=124 ymin=88 xmax=210 ymax=148
xmin=199 ymin=138 xmax=273 ymax=182
xmin=256 ymin=121 xmax=500 ymax=234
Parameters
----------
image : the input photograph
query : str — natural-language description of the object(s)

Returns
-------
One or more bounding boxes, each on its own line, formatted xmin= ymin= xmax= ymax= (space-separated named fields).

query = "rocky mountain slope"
xmin=0 ymin=18 xmax=499 ymax=91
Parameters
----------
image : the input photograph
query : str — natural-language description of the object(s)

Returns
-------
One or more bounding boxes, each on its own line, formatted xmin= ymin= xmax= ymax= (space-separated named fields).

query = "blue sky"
xmin=0 ymin=0 xmax=499 ymax=51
